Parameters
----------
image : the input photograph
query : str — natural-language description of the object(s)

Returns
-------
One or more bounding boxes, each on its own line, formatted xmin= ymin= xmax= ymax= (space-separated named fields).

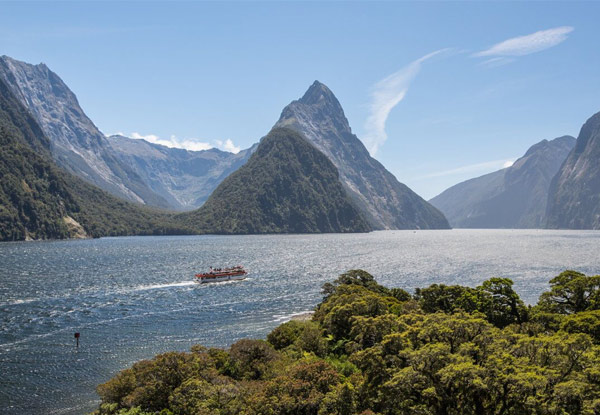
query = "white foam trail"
xmin=0 ymin=298 xmax=38 ymax=306
xmin=131 ymin=281 xmax=196 ymax=292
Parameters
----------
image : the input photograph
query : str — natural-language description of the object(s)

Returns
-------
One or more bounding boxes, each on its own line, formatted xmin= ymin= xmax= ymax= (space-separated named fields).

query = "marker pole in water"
xmin=74 ymin=332 xmax=80 ymax=348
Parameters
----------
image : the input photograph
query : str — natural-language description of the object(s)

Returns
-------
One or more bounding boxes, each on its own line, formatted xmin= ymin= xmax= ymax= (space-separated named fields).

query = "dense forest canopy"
xmin=95 ymin=270 xmax=600 ymax=415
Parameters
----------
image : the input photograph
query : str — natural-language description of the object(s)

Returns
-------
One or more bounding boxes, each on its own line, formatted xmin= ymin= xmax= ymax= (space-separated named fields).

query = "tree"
xmin=414 ymin=284 xmax=483 ymax=314
xmin=478 ymin=278 xmax=528 ymax=328
xmin=538 ymin=271 xmax=600 ymax=314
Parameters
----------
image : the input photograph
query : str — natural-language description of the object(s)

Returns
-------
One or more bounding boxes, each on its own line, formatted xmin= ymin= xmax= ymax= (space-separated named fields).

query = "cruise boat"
xmin=195 ymin=266 xmax=247 ymax=283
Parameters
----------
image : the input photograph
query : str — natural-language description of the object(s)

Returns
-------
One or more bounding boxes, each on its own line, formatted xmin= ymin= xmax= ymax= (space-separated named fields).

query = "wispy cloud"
xmin=125 ymin=132 xmax=241 ymax=153
xmin=412 ymin=158 xmax=517 ymax=180
xmin=474 ymin=26 xmax=573 ymax=58
xmin=363 ymin=49 xmax=450 ymax=156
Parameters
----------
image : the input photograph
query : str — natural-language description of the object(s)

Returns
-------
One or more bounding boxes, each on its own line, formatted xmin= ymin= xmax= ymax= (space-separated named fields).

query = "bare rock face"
xmin=108 ymin=135 xmax=257 ymax=210
xmin=430 ymin=136 xmax=576 ymax=228
xmin=0 ymin=55 xmax=169 ymax=208
xmin=275 ymin=81 xmax=449 ymax=230
xmin=546 ymin=112 xmax=600 ymax=229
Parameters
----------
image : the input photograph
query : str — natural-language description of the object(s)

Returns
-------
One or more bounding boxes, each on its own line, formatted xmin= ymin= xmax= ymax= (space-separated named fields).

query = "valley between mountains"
xmin=1 ymin=55 xmax=600 ymax=242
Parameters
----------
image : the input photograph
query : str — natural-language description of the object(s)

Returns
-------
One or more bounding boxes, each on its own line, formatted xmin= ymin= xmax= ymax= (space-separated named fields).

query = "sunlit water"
xmin=1 ymin=230 xmax=599 ymax=414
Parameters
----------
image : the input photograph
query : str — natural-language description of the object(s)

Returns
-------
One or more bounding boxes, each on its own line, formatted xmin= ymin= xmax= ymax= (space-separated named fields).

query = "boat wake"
xmin=133 ymin=281 xmax=197 ymax=291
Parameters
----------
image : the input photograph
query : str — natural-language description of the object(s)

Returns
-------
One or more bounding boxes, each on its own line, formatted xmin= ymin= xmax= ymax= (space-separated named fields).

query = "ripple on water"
xmin=1 ymin=230 xmax=599 ymax=414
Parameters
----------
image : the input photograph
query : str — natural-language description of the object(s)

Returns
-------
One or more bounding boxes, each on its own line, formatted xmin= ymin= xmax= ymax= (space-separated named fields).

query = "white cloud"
xmin=214 ymin=139 xmax=241 ymax=154
xmin=363 ymin=49 xmax=450 ymax=156
xmin=479 ymin=57 xmax=515 ymax=67
xmin=412 ymin=158 xmax=518 ymax=180
xmin=128 ymin=132 xmax=241 ymax=153
xmin=474 ymin=26 xmax=573 ymax=58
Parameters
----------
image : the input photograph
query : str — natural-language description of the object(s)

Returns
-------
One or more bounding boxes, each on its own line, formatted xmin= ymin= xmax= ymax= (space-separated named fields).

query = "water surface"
xmin=1 ymin=230 xmax=599 ymax=414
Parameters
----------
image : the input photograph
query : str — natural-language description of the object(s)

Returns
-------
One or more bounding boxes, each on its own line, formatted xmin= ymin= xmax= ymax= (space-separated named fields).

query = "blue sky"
xmin=2 ymin=1 xmax=599 ymax=199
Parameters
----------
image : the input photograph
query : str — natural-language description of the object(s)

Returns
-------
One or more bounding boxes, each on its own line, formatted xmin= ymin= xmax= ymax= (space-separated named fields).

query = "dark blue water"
xmin=1 ymin=230 xmax=599 ymax=414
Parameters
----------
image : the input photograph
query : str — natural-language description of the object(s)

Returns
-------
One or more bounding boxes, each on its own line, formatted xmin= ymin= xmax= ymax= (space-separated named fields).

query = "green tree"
xmin=478 ymin=278 xmax=528 ymax=328
xmin=538 ymin=270 xmax=600 ymax=314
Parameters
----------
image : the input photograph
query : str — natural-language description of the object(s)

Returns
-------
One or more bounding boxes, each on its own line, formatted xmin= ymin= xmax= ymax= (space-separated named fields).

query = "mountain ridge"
xmin=178 ymin=127 xmax=372 ymax=234
xmin=0 ymin=55 xmax=170 ymax=208
xmin=0 ymin=76 xmax=194 ymax=241
xmin=546 ymin=111 xmax=600 ymax=229
xmin=108 ymin=134 xmax=257 ymax=210
xmin=275 ymin=81 xmax=450 ymax=230
xmin=430 ymin=135 xmax=576 ymax=228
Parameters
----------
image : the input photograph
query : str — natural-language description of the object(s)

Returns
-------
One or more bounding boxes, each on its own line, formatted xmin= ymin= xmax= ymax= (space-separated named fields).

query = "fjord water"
xmin=1 ymin=230 xmax=599 ymax=414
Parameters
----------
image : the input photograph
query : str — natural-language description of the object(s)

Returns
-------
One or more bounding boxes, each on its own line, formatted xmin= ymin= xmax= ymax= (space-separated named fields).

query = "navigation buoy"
xmin=74 ymin=332 xmax=80 ymax=348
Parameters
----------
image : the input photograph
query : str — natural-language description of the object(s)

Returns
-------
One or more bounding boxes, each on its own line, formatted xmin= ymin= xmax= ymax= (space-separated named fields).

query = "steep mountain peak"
xmin=274 ymin=82 xmax=449 ymax=230
xmin=299 ymin=80 xmax=338 ymax=105
xmin=573 ymin=111 xmax=600 ymax=154
xmin=180 ymin=127 xmax=371 ymax=234
xmin=523 ymin=135 xmax=575 ymax=158
xmin=546 ymin=110 xmax=600 ymax=229
xmin=277 ymin=81 xmax=352 ymax=135
xmin=0 ymin=55 xmax=171 ymax=208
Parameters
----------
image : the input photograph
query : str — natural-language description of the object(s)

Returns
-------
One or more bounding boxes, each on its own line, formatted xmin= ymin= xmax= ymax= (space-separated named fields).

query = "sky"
xmin=2 ymin=1 xmax=599 ymax=199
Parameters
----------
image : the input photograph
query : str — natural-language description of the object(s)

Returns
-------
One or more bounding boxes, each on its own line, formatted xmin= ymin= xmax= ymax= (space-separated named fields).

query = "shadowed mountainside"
xmin=546 ymin=111 xmax=600 ymax=229
xmin=430 ymin=136 xmax=575 ymax=228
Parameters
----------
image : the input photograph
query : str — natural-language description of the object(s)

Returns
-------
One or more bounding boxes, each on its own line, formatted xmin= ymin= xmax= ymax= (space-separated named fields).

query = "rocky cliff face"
xmin=0 ymin=77 xmax=193 ymax=241
xmin=274 ymin=81 xmax=449 ymax=230
xmin=430 ymin=136 xmax=576 ymax=228
xmin=546 ymin=112 xmax=600 ymax=229
xmin=108 ymin=135 xmax=256 ymax=210
xmin=179 ymin=128 xmax=371 ymax=234
xmin=0 ymin=55 xmax=169 ymax=208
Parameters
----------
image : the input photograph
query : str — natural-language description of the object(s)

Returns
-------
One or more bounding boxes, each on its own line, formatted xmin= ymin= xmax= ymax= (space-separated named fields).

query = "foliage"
xmin=538 ymin=270 xmax=600 ymax=314
xmin=95 ymin=270 xmax=600 ymax=415
xmin=0 ymin=77 xmax=197 ymax=241
xmin=414 ymin=278 xmax=528 ymax=328
xmin=178 ymin=127 xmax=371 ymax=234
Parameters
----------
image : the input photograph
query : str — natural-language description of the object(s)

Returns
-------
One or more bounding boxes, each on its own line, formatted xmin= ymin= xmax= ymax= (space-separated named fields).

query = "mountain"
xmin=108 ymin=135 xmax=257 ymax=210
xmin=0 ymin=55 xmax=170 ymax=208
xmin=0 ymin=76 xmax=192 ymax=241
xmin=178 ymin=127 xmax=371 ymax=234
xmin=430 ymin=136 xmax=575 ymax=228
xmin=274 ymin=81 xmax=449 ymax=230
xmin=546 ymin=112 xmax=600 ymax=229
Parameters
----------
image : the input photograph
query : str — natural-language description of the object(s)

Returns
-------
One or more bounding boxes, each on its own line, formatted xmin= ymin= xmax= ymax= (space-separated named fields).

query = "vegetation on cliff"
xmin=179 ymin=128 xmax=371 ymax=234
xmin=95 ymin=269 xmax=600 ymax=415
xmin=0 ymin=77 xmax=193 ymax=241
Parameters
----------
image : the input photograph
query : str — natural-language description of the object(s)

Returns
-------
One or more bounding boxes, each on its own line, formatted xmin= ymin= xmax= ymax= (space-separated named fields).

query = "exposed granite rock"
xmin=275 ymin=81 xmax=449 ymax=230
xmin=430 ymin=136 xmax=575 ymax=228
xmin=546 ymin=112 xmax=600 ymax=229
xmin=0 ymin=55 xmax=169 ymax=208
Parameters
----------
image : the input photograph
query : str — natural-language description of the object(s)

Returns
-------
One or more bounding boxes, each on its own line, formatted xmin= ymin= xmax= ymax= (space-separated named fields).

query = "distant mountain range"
xmin=275 ymin=81 xmax=450 ymax=230
xmin=547 ymin=111 xmax=600 ymax=229
xmin=108 ymin=135 xmax=256 ymax=210
xmin=0 ymin=56 xmax=452 ymax=240
xmin=3 ymin=53 xmax=599 ymax=238
xmin=180 ymin=128 xmax=371 ymax=234
xmin=430 ymin=136 xmax=576 ymax=228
